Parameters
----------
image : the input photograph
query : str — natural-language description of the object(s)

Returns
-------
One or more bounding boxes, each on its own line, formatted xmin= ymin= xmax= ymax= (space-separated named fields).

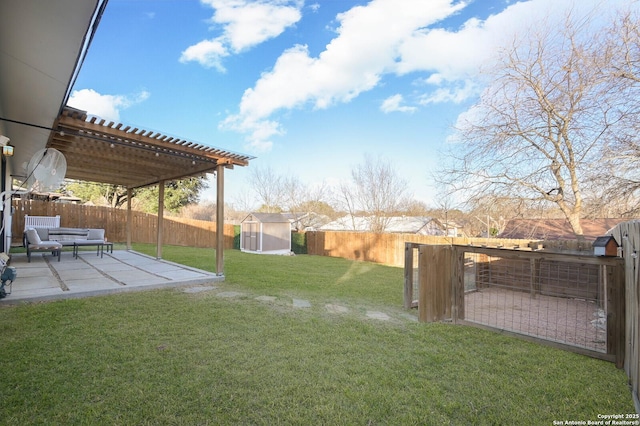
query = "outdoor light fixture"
xmin=0 ymin=136 xmax=12 ymax=156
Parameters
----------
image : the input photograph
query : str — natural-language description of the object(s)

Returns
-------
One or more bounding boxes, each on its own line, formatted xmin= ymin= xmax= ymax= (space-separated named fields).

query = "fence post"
xmin=607 ymin=262 xmax=626 ymax=369
xmin=451 ymin=247 xmax=465 ymax=323
xmin=404 ymin=243 xmax=414 ymax=309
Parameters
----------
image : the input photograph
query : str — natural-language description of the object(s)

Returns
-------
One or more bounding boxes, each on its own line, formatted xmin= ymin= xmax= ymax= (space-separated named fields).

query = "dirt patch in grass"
xmin=465 ymin=287 xmax=606 ymax=351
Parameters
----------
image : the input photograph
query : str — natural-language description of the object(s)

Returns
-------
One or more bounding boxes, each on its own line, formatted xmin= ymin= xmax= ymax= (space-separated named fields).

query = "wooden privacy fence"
xmin=609 ymin=221 xmax=640 ymax=413
xmin=404 ymin=243 xmax=625 ymax=366
xmin=306 ymin=231 xmax=540 ymax=267
xmin=12 ymin=200 xmax=236 ymax=249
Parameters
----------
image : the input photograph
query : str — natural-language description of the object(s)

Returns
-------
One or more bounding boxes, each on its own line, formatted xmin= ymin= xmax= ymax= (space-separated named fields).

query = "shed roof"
xmin=243 ymin=213 xmax=290 ymax=223
xmin=498 ymin=218 xmax=633 ymax=241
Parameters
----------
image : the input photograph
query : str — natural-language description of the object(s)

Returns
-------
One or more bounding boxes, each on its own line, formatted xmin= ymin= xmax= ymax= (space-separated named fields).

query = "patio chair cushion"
xmin=26 ymin=228 xmax=62 ymax=249
xmin=87 ymin=228 xmax=105 ymax=241
xmin=25 ymin=233 xmax=62 ymax=263
xmin=26 ymin=228 xmax=41 ymax=245
xmin=25 ymin=227 xmax=62 ymax=264
xmin=48 ymin=228 xmax=90 ymax=243
xmin=35 ymin=227 xmax=49 ymax=241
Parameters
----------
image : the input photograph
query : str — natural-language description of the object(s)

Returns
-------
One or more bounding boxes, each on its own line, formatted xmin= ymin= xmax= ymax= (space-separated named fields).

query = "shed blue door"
xmin=244 ymin=222 xmax=258 ymax=251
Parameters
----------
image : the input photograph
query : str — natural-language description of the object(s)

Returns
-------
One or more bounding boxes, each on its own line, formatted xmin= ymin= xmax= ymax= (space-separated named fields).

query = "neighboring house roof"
xmin=498 ymin=218 xmax=633 ymax=240
xmin=242 ymin=213 xmax=290 ymax=223
xmin=281 ymin=212 xmax=331 ymax=231
xmin=442 ymin=220 xmax=467 ymax=237
xmin=385 ymin=216 xmax=443 ymax=234
xmin=319 ymin=216 xmax=366 ymax=231
xmin=320 ymin=215 xmax=446 ymax=235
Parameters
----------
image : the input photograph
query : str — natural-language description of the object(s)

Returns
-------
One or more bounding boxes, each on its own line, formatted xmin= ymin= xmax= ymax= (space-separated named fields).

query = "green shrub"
xmin=233 ymin=225 xmax=240 ymax=249
xmin=291 ymin=231 xmax=307 ymax=254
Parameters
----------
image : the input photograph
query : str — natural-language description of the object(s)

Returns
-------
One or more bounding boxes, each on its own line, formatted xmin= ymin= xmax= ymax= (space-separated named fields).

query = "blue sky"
xmin=69 ymin=0 xmax=629 ymax=209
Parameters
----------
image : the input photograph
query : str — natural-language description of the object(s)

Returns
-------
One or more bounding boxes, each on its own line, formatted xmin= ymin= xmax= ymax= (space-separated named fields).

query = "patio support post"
xmin=157 ymin=180 xmax=165 ymax=259
xmin=126 ymin=187 xmax=132 ymax=250
xmin=216 ymin=164 xmax=224 ymax=276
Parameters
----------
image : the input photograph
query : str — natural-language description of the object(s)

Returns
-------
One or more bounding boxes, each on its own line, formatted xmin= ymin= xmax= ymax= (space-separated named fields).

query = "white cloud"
xmin=223 ymin=0 xmax=632 ymax=153
xmin=380 ymin=94 xmax=416 ymax=113
xmin=68 ymin=89 xmax=150 ymax=122
xmin=214 ymin=0 xmax=302 ymax=52
xmin=180 ymin=39 xmax=228 ymax=72
xmin=220 ymin=114 xmax=282 ymax=153
xmin=418 ymin=80 xmax=478 ymax=105
xmin=223 ymin=0 xmax=464 ymax=151
xmin=397 ymin=0 xmax=632 ymax=102
xmin=180 ymin=0 xmax=302 ymax=71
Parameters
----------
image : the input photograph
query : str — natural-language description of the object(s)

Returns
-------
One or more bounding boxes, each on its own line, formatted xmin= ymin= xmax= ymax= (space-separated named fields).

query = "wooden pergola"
xmin=46 ymin=106 xmax=253 ymax=275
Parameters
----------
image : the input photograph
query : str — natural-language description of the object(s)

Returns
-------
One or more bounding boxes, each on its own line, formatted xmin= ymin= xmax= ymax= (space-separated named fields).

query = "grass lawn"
xmin=134 ymin=244 xmax=403 ymax=307
xmin=0 ymin=245 xmax=634 ymax=424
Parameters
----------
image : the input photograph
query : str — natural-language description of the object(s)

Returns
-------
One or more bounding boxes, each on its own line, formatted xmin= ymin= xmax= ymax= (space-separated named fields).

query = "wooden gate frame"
xmin=404 ymin=243 xmax=625 ymax=367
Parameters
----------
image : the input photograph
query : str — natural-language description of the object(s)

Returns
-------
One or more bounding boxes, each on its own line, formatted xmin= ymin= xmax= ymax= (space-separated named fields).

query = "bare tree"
xmin=434 ymin=192 xmax=461 ymax=237
xmin=339 ymin=154 xmax=410 ymax=232
xmin=401 ymin=199 xmax=430 ymax=216
xmin=248 ymin=165 xmax=335 ymax=220
xmin=229 ymin=189 xmax=259 ymax=215
xmin=291 ymin=182 xmax=330 ymax=214
xmin=177 ymin=202 xmax=218 ymax=221
xmin=336 ymin=181 xmax=359 ymax=230
xmin=281 ymin=173 xmax=305 ymax=212
xmin=248 ymin=165 xmax=287 ymax=212
xmin=439 ymin=7 xmax=629 ymax=238
xmin=223 ymin=202 xmax=251 ymax=222
xmin=610 ymin=8 xmax=640 ymax=84
xmin=289 ymin=182 xmax=337 ymax=229
xmin=597 ymin=8 xmax=640 ymax=214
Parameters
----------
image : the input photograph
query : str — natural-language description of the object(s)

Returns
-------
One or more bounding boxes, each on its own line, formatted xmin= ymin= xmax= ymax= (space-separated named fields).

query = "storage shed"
xmin=241 ymin=213 xmax=292 ymax=255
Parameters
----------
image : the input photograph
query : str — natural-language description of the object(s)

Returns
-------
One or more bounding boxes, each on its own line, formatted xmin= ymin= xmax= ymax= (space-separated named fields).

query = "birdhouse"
xmin=592 ymin=235 xmax=619 ymax=257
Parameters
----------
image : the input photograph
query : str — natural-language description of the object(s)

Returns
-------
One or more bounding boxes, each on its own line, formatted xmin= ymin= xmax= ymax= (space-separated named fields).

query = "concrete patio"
xmin=1 ymin=249 xmax=222 ymax=304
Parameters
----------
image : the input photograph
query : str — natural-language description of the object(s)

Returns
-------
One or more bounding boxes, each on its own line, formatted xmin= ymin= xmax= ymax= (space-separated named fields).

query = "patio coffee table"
xmin=73 ymin=241 xmax=113 ymax=259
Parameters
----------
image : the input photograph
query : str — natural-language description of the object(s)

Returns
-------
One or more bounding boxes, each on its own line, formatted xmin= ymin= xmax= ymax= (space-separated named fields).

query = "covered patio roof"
xmin=48 ymin=106 xmax=253 ymax=189
xmin=44 ymin=106 xmax=254 ymax=273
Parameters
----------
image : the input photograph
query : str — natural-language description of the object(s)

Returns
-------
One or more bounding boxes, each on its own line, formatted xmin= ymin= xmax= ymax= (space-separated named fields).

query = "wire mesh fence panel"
xmin=464 ymin=254 xmax=477 ymax=291
xmin=463 ymin=253 xmax=607 ymax=352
